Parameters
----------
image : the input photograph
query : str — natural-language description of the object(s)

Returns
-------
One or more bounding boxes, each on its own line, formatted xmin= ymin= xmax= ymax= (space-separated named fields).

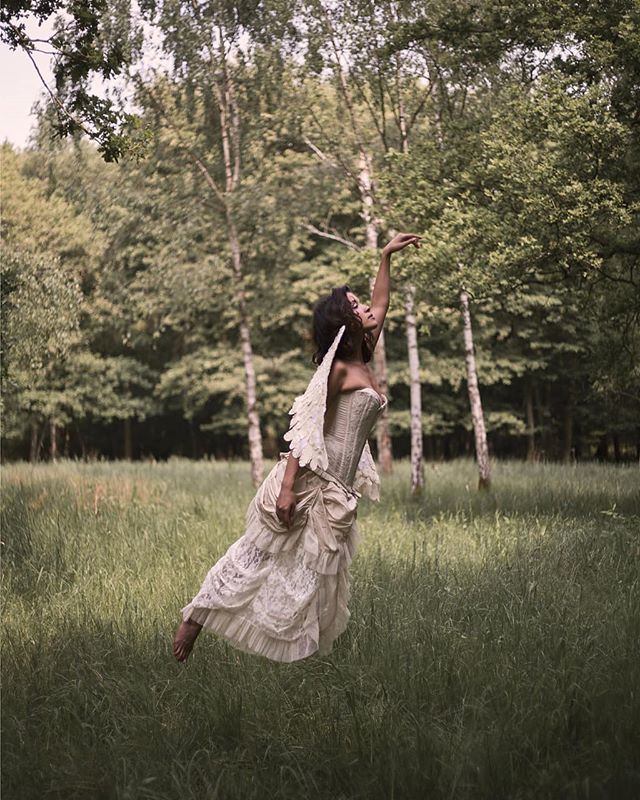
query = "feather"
xmin=283 ymin=322 xmax=382 ymax=501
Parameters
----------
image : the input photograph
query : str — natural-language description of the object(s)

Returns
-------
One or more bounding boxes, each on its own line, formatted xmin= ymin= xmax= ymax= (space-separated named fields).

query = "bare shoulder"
xmin=330 ymin=358 xmax=349 ymax=377
xmin=327 ymin=359 xmax=347 ymax=403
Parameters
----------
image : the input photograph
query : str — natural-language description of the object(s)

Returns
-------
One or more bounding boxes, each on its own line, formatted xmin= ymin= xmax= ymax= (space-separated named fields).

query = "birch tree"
xmin=295 ymin=3 xmax=391 ymax=471
xmin=299 ymin=0 xmax=439 ymax=481
xmin=128 ymin=4 xmax=297 ymax=486
xmin=332 ymin=0 xmax=485 ymax=492
xmin=459 ymin=288 xmax=491 ymax=488
xmin=404 ymin=282 xmax=425 ymax=491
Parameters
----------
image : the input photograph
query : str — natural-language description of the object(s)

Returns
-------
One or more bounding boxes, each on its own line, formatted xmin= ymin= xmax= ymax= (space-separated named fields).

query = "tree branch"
xmin=303 ymin=223 xmax=361 ymax=251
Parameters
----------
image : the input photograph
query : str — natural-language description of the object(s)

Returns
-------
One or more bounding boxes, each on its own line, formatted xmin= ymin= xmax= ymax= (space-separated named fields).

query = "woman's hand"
xmin=382 ymin=232 xmax=422 ymax=255
xmin=276 ymin=486 xmax=297 ymax=529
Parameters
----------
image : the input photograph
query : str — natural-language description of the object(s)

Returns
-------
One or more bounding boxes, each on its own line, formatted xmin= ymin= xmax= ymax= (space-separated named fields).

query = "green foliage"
xmin=1 ymin=142 xmax=157 ymax=449
xmin=2 ymin=0 xmax=638 ymax=460
xmin=378 ymin=61 xmax=638 ymax=454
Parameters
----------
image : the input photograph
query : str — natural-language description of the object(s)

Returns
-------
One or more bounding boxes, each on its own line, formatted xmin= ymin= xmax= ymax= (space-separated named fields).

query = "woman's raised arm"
xmin=370 ymin=233 xmax=422 ymax=348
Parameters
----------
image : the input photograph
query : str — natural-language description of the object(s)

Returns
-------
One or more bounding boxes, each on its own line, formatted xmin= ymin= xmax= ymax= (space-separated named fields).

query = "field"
xmin=2 ymin=457 xmax=639 ymax=800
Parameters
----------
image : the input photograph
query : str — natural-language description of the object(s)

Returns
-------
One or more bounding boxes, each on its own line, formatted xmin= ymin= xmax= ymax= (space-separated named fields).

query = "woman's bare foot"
xmin=173 ymin=618 xmax=203 ymax=662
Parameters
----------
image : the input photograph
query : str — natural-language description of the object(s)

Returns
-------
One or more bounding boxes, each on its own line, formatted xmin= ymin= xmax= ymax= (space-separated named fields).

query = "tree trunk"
xmin=263 ymin=428 xmax=279 ymax=460
xmin=30 ymin=421 xmax=39 ymax=463
xmin=396 ymin=101 xmax=426 ymax=490
xmin=405 ymin=282 xmax=424 ymax=494
xmin=370 ymin=293 xmax=393 ymax=474
xmin=543 ymin=383 xmax=553 ymax=457
xmin=533 ymin=381 xmax=549 ymax=460
xmin=37 ymin=424 xmax=47 ymax=459
xmin=359 ymin=149 xmax=393 ymax=473
xmin=72 ymin=422 xmax=86 ymax=460
xmin=525 ymin=380 xmax=536 ymax=462
xmin=613 ymin=433 xmax=622 ymax=462
xmin=562 ymin=390 xmax=574 ymax=464
xmin=595 ymin=433 xmax=609 ymax=462
xmin=50 ymin=418 xmax=58 ymax=462
xmin=189 ymin=420 xmax=200 ymax=459
xmin=124 ymin=417 xmax=133 ymax=461
xmin=217 ymin=65 xmax=263 ymax=488
xmin=227 ymin=214 xmax=264 ymax=487
xmin=460 ymin=289 xmax=490 ymax=489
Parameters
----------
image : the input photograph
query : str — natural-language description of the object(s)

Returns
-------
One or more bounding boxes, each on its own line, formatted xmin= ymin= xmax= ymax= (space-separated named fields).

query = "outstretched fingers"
xmin=406 ymin=233 xmax=422 ymax=247
xmin=394 ymin=232 xmax=422 ymax=250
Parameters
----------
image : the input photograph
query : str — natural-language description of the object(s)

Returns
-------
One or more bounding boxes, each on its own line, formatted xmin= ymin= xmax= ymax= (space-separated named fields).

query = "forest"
xmin=2 ymin=0 xmax=639 ymax=486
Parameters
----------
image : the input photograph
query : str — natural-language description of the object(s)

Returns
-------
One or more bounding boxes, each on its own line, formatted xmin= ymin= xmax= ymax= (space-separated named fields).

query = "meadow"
xmin=2 ymin=457 xmax=639 ymax=800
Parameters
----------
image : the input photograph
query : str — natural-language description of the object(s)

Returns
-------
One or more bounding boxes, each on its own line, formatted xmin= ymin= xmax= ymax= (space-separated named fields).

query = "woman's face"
xmin=346 ymin=291 xmax=377 ymax=331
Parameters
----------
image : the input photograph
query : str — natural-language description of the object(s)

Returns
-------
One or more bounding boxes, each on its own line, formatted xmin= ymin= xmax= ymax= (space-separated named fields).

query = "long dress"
xmin=180 ymin=387 xmax=388 ymax=663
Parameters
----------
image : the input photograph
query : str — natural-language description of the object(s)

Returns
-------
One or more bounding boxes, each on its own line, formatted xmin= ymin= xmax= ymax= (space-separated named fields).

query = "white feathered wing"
xmin=282 ymin=323 xmax=381 ymax=501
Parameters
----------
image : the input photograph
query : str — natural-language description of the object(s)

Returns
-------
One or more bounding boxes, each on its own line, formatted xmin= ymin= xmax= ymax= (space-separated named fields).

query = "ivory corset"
xmin=321 ymin=388 xmax=387 ymax=486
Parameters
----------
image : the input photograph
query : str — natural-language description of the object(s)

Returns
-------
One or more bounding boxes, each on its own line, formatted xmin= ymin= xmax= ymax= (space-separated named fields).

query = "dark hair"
xmin=311 ymin=285 xmax=374 ymax=365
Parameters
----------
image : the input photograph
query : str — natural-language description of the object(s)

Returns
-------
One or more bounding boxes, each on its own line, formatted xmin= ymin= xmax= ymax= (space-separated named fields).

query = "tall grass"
xmin=2 ymin=457 xmax=639 ymax=799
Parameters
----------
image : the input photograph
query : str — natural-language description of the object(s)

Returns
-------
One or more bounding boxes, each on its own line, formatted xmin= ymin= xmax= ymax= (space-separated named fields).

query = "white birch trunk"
xmin=359 ymin=149 xmax=393 ymax=473
xmin=370 ymin=283 xmax=393 ymax=474
xmin=217 ymin=66 xmax=263 ymax=487
xmin=405 ymin=282 xmax=424 ymax=494
xmin=460 ymin=289 xmax=491 ymax=489
xmin=318 ymin=8 xmax=396 ymax=475
xmin=397 ymin=91 xmax=425 ymax=492
xmin=225 ymin=212 xmax=263 ymax=488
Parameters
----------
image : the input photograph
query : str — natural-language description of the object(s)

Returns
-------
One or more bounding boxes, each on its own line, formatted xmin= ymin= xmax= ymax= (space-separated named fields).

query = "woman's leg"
xmin=173 ymin=617 xmax=203 ymax=662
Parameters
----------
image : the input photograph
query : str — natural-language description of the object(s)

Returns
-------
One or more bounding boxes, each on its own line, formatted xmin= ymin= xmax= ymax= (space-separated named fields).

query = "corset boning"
xmin=323 ymin=389 xmax=385 ymax=486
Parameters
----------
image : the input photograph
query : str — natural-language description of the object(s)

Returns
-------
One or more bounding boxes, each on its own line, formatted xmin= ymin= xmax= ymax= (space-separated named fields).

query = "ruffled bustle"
xmin=180 ymin=454 xmax=361 ymax=663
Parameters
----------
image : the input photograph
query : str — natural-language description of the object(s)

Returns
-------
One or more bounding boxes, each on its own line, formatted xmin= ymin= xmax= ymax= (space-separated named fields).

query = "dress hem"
xmin=181 ymin=600 xmax=350 ymax=663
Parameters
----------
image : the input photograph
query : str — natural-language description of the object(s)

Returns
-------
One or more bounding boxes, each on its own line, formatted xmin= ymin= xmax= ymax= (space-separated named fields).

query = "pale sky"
xmin=1 ymin=16 xmax=56 ymax=149
xmin=1 ymin=12 xmax=173 ymax=151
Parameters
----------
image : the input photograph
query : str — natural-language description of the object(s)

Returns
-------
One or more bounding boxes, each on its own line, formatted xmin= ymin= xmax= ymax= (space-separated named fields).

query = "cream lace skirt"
xmin=181 ymin=453 xmax=361 ymax=663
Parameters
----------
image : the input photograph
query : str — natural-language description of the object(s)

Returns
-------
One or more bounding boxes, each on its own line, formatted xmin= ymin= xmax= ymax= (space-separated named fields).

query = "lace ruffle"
xmin=353 ymin=441 xmax=381 ymax=501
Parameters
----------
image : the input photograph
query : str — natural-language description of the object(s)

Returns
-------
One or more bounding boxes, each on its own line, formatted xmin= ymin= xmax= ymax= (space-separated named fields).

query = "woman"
xmin=173 ymin=232 xmax=421 ymax=663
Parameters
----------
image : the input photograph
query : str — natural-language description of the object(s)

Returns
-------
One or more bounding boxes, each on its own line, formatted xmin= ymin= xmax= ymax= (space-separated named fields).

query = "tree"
xmin=459 ymin=288 xmax=490 ymax=487
xmin=383 ymin=64 xmax=638 ymax=473
xmin=1 ymin=142 xmax=158 ymax=460
xmin=122 ymin=3 xmax=300 ymax=485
